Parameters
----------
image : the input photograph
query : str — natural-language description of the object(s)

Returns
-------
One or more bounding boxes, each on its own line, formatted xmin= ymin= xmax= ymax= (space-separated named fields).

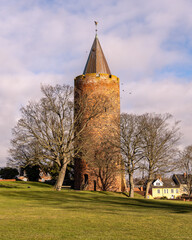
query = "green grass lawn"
xmin=0 ymin=181 xmax=192 ymax=240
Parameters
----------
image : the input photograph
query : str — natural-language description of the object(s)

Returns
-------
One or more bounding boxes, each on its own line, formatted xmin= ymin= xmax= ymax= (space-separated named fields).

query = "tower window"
xmin=84 ymin=174 xmax=88 ymax=184
xmin=94 ymin=180 xmax=97 ymax=191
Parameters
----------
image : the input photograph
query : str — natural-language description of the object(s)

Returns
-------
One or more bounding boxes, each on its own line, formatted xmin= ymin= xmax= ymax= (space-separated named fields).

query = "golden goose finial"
xmin=94 ymin=21 xmax=98 ymax=36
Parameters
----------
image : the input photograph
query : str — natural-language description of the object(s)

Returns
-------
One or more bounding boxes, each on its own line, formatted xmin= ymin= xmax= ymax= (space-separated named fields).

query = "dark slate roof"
xmin=152 ymin=178 xmax=180 ymax=188
xmin=83 ymin=36 xmax=111 ymax=75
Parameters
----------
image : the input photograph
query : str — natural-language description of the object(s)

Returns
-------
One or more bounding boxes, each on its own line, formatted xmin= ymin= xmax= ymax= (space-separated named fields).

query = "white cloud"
xmin=0 ymin=72 xmax=65 ymax=166
xmin=1 ymin=0 xmax=192 ymax=166
xmin=120 ymin=77 xmax=192 ymax=148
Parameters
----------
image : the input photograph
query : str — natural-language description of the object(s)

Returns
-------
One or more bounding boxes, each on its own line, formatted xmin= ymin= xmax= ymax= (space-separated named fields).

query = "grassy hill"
xmin=0 ymin=181 xmax=191 ymax=240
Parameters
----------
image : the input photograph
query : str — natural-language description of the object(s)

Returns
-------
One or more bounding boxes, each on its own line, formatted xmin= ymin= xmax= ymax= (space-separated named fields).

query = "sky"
xmin=1 ymin=0 xmax=192 ymax=167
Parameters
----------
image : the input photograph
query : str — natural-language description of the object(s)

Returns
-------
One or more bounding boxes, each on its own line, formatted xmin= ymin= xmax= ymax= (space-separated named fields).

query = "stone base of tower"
xmin=74 ymin=158 xmax=126 ymax=192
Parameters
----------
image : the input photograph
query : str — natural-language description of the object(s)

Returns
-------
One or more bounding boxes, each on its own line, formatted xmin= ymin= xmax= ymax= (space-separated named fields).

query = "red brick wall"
xmin=74 ymin=73 xmax=124 ymax=192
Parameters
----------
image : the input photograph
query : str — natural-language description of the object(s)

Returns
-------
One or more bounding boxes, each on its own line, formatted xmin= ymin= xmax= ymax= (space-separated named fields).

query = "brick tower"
xmin=74 ymin=33 xmax=125 ymax=192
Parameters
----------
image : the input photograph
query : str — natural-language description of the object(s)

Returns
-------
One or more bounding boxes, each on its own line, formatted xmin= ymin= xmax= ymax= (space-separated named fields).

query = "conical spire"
xmin=83 ymin=36 xmax=111 ymax=75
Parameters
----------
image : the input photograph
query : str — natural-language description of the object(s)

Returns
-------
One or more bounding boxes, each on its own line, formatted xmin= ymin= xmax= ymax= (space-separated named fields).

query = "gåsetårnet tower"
xmin=74 ymin=28 xmax=125 ymax=191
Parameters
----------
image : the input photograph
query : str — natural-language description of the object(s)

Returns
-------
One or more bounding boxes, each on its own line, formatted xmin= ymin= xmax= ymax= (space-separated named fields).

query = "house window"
xmin=183 ymin=187 xmax=188 ymax=193
xmin=156 ymin=183 xmax=160 ymax=186
xmin=167 ymin=189 xmax=168 ymax=193
xmin=171 ymin=189 xmax=174 ymax=193
xmin=164 ymin=189 xmax=166 ymax=194
xmin=176 ymin=189 xmax=178 ymax=193
xmin=157 ymin=189 xmax=160 ymax=194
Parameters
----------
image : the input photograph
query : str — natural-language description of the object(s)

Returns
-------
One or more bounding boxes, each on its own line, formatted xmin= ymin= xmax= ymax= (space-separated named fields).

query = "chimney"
xmin=155 ymin=174 xmax=162 ymax=181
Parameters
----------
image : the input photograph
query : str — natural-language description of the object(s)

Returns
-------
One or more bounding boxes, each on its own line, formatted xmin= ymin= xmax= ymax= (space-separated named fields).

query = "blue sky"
xmin=1 ymin=0 xmax=192 ymax=166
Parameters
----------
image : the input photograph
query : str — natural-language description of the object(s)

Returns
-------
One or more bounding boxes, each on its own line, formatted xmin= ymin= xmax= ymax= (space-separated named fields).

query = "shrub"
xmin=160 ymin=196 xmax=168 ymax=200
xmin=25 ymin=165 xmax=40 ymax=181
xmin=0 ymin=167 xmax=19 ymax=179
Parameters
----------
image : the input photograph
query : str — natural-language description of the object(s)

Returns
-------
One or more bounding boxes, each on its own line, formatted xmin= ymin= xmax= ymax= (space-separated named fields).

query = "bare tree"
xmin=120 ymin=113 xmax=144 ymax=197
xmin=9 ymin=139 xmax=44 ymax=167
xmin=85 ymin=141 xmax=121 ymax=191
xmin=101 ymin=112 xmax=180 ymax=197
xmin=140 ymin=113 xmax=180 ymax=198
xmin=9 ymin=84 xmax=108 ymax=191
xmin=179 ymin=145 xmax=192 ymax=197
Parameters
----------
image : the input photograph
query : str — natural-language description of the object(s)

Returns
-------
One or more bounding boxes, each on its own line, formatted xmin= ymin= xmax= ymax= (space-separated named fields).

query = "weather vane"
xmin=94 ymin=21 xmax=98 ymax=36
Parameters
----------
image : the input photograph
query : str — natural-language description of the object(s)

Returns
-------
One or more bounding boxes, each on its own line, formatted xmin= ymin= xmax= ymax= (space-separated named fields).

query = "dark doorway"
xmin=94 ymin=180 xmax=97 ymax=191
xmin=84 ymin=174 xmax=88 ymax=184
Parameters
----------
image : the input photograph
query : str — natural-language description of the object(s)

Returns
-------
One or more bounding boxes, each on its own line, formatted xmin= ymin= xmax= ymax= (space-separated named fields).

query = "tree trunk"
xmin=54 ymin=163 xmax=67 ymax=191
xmin=129 ymin=173 xmax=134 ymax=197
xmin=145 ymin=180 xmax=151 ymax=198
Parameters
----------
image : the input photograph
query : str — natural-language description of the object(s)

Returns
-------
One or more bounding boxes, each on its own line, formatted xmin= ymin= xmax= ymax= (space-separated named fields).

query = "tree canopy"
xmin=9 ymin=84 xmax=109 ymax=190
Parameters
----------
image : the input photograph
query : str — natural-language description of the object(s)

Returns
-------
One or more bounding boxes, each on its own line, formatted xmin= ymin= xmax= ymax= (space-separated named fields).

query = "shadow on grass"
xmin=20 ymin=181 xmax=52 ymax=188
xmin=0 ymin=188 xmax=192 ymax=214
xmin=0 ymin=184 xmax=20 ymax=188
xmin=0 ymin=181 xmax=53 ymax=189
